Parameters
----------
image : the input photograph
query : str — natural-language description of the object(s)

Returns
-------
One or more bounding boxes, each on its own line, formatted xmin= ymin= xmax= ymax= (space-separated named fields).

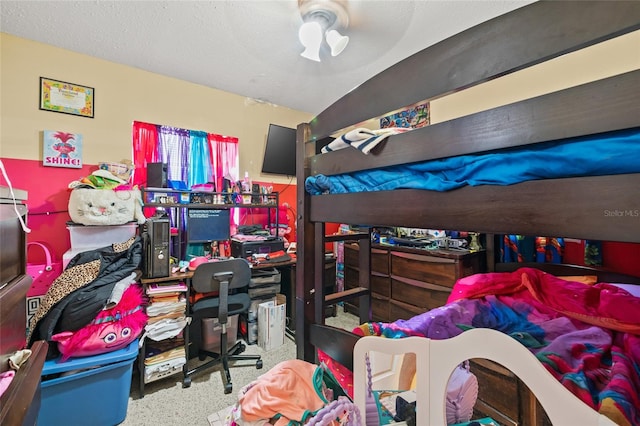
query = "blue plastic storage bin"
xmin=38 ymin=340 xmax=139 ymax=426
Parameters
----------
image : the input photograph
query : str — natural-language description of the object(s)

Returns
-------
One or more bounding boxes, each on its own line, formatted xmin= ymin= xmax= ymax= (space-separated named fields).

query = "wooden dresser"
xmin=342 ymin=243 xmax=486 ymax=322
xmin=342 ymin=242 xmax=552 ymax=425
xmin=0 ymin=190 xmax=48 ymax=425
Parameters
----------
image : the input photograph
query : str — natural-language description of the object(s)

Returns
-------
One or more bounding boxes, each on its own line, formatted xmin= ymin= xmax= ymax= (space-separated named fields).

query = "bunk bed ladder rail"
xmin=294 ymin=115 xmax=373 ymax=362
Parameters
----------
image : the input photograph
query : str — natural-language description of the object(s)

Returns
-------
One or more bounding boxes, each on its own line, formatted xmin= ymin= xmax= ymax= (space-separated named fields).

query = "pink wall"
xmin=2 ymin=158 xmax=96 ymax=264
xmin=1 ymin=158 xmax=324 ymax=263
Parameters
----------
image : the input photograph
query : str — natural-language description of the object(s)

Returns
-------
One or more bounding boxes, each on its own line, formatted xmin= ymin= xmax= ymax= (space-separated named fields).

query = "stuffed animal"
xmin=268 ymin=203 xmax=293 ymax=247
xmin=51 ymin=285 xmax=147 ymax=361
xmin=68 ymin=187 xmax=145 ymax=225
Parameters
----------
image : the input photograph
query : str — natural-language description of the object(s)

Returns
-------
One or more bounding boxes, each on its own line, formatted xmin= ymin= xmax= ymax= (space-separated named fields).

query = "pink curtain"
xmin=208 ymin=133 xmax=239 ymax=193
xmin=132 ymin=121 xmax=159 ymax=186
xmin=209 ymin=133 xmax=239 ymax=231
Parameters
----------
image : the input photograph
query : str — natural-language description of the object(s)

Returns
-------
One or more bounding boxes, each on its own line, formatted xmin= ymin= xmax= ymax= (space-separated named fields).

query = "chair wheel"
xmin=238 ymin=343 xmax=246 ymax=353
xmin=182 ymin=377 xmax=192 ymax=388
xmin=256 ymin=359 xmax=263 ymax=369
xmin=224 ymin=383 xmax=233 ymax=394
xmin=198 ymin=353 xmax=207 ymax=361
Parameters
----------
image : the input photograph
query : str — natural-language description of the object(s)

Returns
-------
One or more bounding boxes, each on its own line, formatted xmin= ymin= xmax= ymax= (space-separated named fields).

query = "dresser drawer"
xmin=371 ymin=248 xmax=389 ymax=275
xmin=371 ymin=273 xmax=390 ymax=297
xmin=371 ymin=293 xmax=390 ymax=322
xmin=390 ymin=251 xmax=458 ymax=287
xmin=344 ymin=243 xmax=359 ymax=268
xmin=391 ymin=276 xmax=451 ymax=310
xmin=389 ymin=299 xmax=426 ymax=320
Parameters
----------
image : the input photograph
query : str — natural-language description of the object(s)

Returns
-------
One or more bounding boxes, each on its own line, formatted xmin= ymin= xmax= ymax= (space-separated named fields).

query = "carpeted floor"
xmin=121 ymin=308 xmax=359 ymax=426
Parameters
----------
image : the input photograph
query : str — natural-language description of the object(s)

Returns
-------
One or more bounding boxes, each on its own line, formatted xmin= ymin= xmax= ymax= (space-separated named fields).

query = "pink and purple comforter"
xmin=354 ymin=268 xmax=640 ymax=425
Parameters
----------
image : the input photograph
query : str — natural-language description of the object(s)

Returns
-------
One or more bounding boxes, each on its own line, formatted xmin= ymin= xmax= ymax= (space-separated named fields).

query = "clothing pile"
xmin=223 ymin=359 xmax=360 ymax=426
xmin=27 ymin=237 xmax=145 ymax=360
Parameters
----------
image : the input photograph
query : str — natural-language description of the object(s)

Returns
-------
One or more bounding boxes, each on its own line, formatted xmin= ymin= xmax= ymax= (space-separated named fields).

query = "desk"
xmin=138 ymin=261 xmax=299 ymax=392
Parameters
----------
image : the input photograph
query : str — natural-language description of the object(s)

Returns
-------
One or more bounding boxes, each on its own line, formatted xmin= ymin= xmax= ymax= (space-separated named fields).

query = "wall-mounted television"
xmin=261 ymin=124 xmax=296 ymax=177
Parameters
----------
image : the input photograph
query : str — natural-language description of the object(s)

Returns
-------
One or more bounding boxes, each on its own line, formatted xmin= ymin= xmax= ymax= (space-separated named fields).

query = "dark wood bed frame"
xmin=294 ymin=1 xmax=639 ymax=424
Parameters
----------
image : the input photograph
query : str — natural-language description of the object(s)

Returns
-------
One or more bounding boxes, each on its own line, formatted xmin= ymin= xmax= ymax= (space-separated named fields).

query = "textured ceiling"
xmin=1 ymin=0 xmax=534 ymax=115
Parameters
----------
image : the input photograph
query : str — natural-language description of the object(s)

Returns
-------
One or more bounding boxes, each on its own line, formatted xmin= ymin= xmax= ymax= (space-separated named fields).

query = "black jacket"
xmin=28 ymin=236 xmax=142 ymax=358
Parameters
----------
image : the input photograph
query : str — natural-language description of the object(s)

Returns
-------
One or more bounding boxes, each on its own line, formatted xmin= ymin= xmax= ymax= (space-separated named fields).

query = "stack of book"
xmin=143 ymin=281 xmax=188 ymax=384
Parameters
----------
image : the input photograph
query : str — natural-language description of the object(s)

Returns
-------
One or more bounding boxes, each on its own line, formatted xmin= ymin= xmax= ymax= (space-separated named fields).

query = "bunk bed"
xmin=294 ymin=2 xmax=640 ymax=425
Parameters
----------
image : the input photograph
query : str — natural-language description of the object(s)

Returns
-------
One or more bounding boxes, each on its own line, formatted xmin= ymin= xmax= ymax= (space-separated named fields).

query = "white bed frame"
xmin=353 ymin=329 xmax=617 ymax=425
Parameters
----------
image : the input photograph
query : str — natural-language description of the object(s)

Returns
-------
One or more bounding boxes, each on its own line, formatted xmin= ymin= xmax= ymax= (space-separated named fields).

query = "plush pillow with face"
xmin=68 ymin=187 xmax=145 ymax=225
xmin=51 ymin=285 xmax=147 ymax=361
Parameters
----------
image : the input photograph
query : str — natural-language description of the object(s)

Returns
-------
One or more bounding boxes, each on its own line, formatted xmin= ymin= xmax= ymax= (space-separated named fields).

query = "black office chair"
xmin=183 ymin=258 xmax=262 ymax=393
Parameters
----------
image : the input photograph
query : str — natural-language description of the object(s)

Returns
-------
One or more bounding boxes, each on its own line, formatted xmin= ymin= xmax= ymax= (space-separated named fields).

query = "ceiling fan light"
xmin=300 ymin=46 xmax=321 ymax=62
xmin=325 ymin=29 xmax=349 ymax=56
xmin=299 ymin=21 xmax=323 ymax=62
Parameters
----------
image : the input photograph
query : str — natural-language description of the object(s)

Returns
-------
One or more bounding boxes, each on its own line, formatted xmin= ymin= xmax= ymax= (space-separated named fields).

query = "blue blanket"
xmin=305 ymin=128 xmax=640 ymax=194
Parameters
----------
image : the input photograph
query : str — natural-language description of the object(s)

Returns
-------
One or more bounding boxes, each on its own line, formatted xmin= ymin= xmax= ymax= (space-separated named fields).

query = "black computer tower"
xmin=141 ymin=215 xmax=171 ymax=278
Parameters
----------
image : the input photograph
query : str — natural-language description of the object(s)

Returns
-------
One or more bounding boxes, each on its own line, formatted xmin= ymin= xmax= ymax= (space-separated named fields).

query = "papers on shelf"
xmin=147 ymin=281 xmax=188 ymax=295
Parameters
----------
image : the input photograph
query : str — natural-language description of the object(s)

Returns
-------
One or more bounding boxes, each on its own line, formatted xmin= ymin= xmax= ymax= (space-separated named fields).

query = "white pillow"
xmin=607 ymin=283 xmax=640 ymax=298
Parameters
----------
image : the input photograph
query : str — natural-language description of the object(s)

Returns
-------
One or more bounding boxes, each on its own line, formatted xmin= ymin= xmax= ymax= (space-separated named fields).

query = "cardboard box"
xmin=257 ymin=296 xmax=286 ymax=351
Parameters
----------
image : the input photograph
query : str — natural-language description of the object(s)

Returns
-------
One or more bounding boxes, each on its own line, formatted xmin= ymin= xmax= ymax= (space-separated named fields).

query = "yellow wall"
xmin=356 ymin=31 xmax=639 ymax=129
xmin=0 ymin=33 xmax=311 ymax=183
xmin=431 ymin=30 xmax=640 ymax=124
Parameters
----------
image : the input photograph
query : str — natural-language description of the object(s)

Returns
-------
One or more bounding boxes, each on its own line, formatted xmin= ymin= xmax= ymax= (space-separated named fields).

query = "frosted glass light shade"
xmin=325 ymin=29 xmax=349 ymax=56
xmin=299 ymin=21 xmax=323 ymax=62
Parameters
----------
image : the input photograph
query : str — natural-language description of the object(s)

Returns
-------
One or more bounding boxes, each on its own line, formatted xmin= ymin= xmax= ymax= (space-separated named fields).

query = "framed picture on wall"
xmin=39 ymin=77 xmax=94 ymax=118
xmin=43 ymin=130 xmax=83 ymax=168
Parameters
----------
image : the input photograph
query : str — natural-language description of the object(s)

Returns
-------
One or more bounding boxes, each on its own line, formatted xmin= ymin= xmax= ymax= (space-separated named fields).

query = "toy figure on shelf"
xmin=469 ymin=233 xmax=482 ymax=252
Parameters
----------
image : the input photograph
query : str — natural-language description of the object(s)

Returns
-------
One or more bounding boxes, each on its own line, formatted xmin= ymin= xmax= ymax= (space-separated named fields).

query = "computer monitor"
xmin=187 ymin=209 xmax=231 ymax=243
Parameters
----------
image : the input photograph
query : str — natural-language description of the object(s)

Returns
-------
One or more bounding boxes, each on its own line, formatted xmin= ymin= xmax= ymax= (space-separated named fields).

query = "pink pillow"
xmin=52 ymin=285 xmax=147 ymax=361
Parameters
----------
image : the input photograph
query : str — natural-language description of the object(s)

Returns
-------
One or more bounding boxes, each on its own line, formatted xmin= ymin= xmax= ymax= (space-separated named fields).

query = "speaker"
xmin=147 ymin=162 xmax=168 ymax=188
xmin=141 ymin=215 xmax=170 ymax=278
xmin=251 ymin=183 xmax=260 ymax=203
